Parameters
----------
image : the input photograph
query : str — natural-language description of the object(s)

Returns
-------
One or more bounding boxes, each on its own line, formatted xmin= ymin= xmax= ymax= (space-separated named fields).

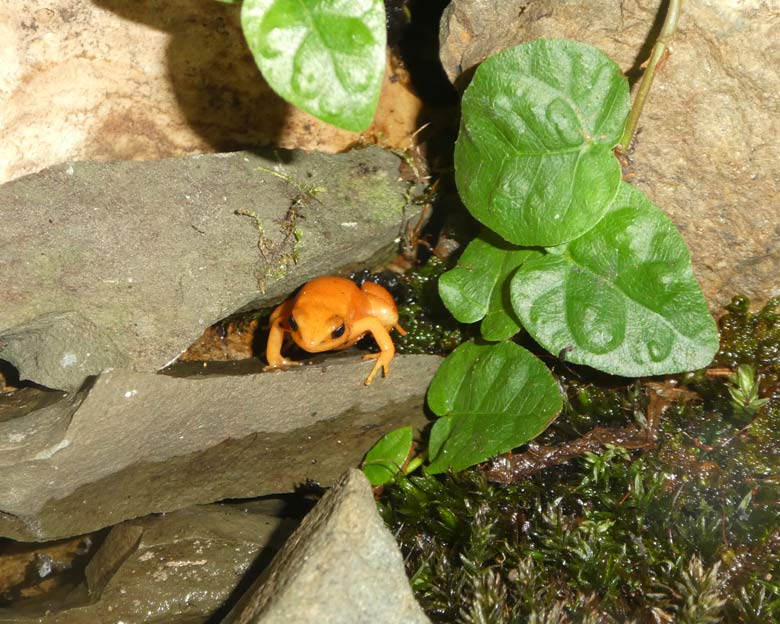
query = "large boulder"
xmin=0 ymin=1 xmax=421 ymax=183
xmin=439 ymin=0 xmax=780 ymax=309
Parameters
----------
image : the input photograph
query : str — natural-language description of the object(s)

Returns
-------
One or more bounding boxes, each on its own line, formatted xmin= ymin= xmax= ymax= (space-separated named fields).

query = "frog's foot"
xmin=361 ymin=352 xmax=391 ymax=385
xmin=263 ymin=358 xmax=303 ymax=373
xmin=393 ymin=323 xmax=408 ymax=337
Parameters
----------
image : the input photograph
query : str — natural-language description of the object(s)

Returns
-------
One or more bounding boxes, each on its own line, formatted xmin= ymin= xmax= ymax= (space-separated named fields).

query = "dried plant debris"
xmin=380 ymin=296 xmax=780 ymax=623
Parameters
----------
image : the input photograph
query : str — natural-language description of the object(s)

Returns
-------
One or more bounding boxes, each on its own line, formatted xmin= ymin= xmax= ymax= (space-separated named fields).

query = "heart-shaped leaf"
xmin=511 ymin=182 xmax=719 ymax=376
xmin=362 ymin=426 xmax=414 ymax=486
xmin=439 ymin=231 xmax=539 ymax=341
xmin=241 ymin=0 xmax=386 ymax=131
xmin=427 ymin=342 xmax=562 ymax=474
xmin=455 ymin=39 xmax=629 ymax=246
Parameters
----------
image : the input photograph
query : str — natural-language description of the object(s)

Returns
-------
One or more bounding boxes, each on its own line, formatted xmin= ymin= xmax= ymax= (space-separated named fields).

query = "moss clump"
xmin=395 ymin=256 xmax=467 ymax=354
xmin=380 ymin=296 xmax=780 ymax=623
xmin=717 ymin=296 xmax=780 ymax=376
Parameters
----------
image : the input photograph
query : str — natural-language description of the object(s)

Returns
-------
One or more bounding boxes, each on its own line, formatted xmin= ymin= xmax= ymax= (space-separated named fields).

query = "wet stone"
xmin=0 ymin=354 xmax=439 ymax=541
xmin=0 ymin=501 xmax=299 ymax=624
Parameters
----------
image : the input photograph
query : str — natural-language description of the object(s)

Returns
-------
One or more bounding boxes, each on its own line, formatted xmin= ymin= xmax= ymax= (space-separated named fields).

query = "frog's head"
xmin=287 ymin=308 xmax=349 ymax=352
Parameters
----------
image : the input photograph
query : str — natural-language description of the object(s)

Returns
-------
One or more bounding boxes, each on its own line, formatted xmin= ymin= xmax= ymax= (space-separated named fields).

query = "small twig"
xmin=403 ymin=178 xmax=439 ymax=261
xmin=485 ymin=423 xmax=655 ymax=484
xmin=618 ymin=0 xmax=682 ymax=151
xmin=484 ymin=383 xmax=689 ymax=484
xmin=706 ymin=367 xmax=734 ymax=378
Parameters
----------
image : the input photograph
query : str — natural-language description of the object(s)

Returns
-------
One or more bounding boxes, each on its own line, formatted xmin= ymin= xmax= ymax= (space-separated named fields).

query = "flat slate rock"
xmin=0 ymin=147 xmax=418 ymax=391
xmin=0 ymin=354 xmax=440 ymax=541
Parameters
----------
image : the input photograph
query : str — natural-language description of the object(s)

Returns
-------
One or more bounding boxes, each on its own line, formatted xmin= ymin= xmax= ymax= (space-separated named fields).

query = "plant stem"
xmin=619 ymin=0 xmax=683 ymax=151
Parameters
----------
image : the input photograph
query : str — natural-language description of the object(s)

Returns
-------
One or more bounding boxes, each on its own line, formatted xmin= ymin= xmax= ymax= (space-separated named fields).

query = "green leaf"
xmin=362 ymin=426 xmax=413 ymax=486
xmin=511 ymin=182 xmax=719 ymax=376
xmin=426 ymin=342 xmax=562 ymax=474
xmin=454 ymin=39 xmax=629 ymax=246
xmin=438 ymin=231 xmax=539 ymax=341
xmin=241 ymin=0 xmax=386 ymax=131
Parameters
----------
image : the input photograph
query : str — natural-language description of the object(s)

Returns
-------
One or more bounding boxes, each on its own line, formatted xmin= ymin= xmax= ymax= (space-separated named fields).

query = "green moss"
xmin=381 ymin=296 xmax=780 ymax=623
xmin=387 ymin=256 xmax=468 ymax=355
xmin=717 ymin=296 xmax=780 ymax=373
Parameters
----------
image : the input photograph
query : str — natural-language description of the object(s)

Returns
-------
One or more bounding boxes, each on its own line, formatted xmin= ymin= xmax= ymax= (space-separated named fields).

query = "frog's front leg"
xmin=352 ymin=317 xmax=397 ymax=385
xmin=265 ymin=315 xmax=302 ymax=370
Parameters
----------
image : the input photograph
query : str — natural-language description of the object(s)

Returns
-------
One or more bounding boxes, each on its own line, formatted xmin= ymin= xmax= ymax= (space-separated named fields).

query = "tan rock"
xmin=0 ymin=1 xmax=423 ymax=183
xmin=440 ymin=0 xmax=780 ymax=309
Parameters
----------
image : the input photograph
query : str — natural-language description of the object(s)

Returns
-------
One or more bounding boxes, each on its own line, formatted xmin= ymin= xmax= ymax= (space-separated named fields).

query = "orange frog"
xmin=266 ymin=276 xmax=407 ymax=385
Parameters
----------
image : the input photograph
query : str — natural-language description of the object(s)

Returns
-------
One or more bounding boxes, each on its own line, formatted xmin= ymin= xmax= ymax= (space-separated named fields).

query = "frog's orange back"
xmin=360 ymin=280 xmax=400 ymax=330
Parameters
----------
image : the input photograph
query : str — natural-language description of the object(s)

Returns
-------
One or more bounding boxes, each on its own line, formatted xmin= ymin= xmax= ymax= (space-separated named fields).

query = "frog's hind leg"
xmin=361 ymin=281 xmax=406 ymax=334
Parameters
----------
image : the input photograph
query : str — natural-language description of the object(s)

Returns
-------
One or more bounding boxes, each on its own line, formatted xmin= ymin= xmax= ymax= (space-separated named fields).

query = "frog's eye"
xmin=288 ymin=315 xmax=298 ymax=331
xmin=332 ymin=323 xmax=346 ymax=339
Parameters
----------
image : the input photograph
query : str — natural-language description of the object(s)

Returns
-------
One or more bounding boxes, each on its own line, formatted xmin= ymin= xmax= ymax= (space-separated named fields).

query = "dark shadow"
xmin=391 ymin=0 xmax=458 ymax=107
xmin=0 ymin=359 xmax=55 ymax=392
xmin=90 ymin=0 xmax=290 ymax=151
xmin=203 ymin=493 xmax=317 ymax=624
xmin=624 ymin=0 xmax=669 ymax=87
xmin=395 ymin=0 xmax=461 ymax=179
xmin=0 ymin=358 xmax=20 ymax=388
xmin=0 ymin=529 xmax=110 ymax=612
xmin=386 ymin=0 xmax=465 ymax=264
xmin=0 ymin=360 xmax=71 ymax=424
xmin=72 ymin=373 xmax=100 ymax=396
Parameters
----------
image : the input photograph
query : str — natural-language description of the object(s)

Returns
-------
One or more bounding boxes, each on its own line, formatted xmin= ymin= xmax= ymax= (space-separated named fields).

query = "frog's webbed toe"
xmin=263 ymin=359 xmax=303 ymax=373
xmin=361 ymin=352 xmax=391 ymax=385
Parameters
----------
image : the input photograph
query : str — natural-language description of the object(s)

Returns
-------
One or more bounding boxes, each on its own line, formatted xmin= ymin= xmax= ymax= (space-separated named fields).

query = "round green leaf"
xmin=454 ymin=39 xmax=629 ymax=246
xmin=362 ymin=426 xmax=414 ymax=486
xmin=426 ymin=342 xmax=562 ymax=474
xmin=241 ymin=0 xmax=386 ymax=131
xmin=511 ymin=182 xmax=720 ymax=376
xmin=439 ymin=231 xmax=538 ymax=341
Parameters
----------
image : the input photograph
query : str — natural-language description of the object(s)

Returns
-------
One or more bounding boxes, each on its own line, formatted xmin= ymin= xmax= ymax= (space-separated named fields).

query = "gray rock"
xmin=439 ymin=0 xmax=780 ymax=309
xmin=0 ymin=147 xmax=418 ymax=391
xmin=0 ymin=501 xmax=299 ymax=624
xmin=0 ymin=313 xmax=126 ymax=397
xmin=224 ymin=469 xmax=431 ymax=624
xmin=0 ymin=354 xmax=439 ymax=541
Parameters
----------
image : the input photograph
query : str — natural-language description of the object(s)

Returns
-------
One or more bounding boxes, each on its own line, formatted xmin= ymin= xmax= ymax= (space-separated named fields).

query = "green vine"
xmin=619 ymin=0 xmax=682 ymax=151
